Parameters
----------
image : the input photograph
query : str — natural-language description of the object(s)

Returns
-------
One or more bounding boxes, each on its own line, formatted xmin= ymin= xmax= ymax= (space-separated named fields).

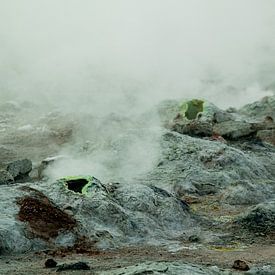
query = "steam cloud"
xmin=1 ymin=1 xmax=275 ymax=181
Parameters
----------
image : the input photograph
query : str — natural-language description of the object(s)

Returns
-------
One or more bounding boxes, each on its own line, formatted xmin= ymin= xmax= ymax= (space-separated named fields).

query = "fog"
xmin=1 ymin=1 xmax=275 ymax=181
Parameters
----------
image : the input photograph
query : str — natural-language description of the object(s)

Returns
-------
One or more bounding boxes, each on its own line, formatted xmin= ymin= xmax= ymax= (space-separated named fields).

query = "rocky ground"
xmin=0 ymin=96 xmax=275 ymax=274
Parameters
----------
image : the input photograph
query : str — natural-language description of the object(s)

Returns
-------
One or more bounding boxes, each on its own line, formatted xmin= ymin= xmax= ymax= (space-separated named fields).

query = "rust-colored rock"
xmin=17 ymin=192 xmax=76 ymax=240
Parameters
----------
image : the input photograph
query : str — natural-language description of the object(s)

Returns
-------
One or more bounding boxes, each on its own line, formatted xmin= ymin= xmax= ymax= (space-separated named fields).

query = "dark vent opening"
xmin=66 ymin=179 xmax=89 ymax=193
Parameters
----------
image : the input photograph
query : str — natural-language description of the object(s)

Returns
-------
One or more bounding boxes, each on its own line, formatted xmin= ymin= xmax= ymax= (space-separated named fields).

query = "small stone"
xmin=45 ymin=258 xmax=57 ymax=268
xmin=188 ymin=235 xmax=200 ymax=242
xmin=56 ymin=262 xmax=90 ymax=272
xmin=232 ymin=260 xmax=250 ymax=271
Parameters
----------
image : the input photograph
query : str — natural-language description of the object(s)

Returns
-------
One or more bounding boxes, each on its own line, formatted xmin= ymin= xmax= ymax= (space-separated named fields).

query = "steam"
xmin=1 ymin=1 xmax=275 ymax=181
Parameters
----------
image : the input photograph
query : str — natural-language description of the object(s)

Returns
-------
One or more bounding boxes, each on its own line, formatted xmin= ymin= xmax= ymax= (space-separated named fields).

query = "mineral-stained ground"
xmin=0 ymin=96 xmax=275 ymax=274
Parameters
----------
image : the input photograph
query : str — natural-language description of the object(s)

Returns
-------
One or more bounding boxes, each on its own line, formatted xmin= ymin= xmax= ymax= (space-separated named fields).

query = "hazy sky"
xmin=1 ymin=0 xmax=275 ymax=110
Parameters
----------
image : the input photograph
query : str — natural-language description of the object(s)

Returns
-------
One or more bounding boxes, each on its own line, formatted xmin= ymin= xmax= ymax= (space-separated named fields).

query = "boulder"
xmin=236 ymin=200 xmax=275 ymax=234
xmin=239 ymin=95 xmax=275 ymax=118
xmin=221 ymin=180 xmax=275 ymax=205
xmin=213 ymin=120 xmax=254 ymax=139
xmin=7 ymin=159 xmax=32 ymax=182
xmin=0 ymin=170 xmax=14 ymax=185
xmin=171 ymin=118 xmax=213 ymax=137
xmin=170 ymin=96 xmax=275 ymax=142
xmin=140 ymin=131 xmax=274 ymax=196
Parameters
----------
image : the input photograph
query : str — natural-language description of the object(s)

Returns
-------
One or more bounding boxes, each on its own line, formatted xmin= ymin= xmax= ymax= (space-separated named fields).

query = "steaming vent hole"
xmin=66 ymin=179 xmax=89 ymax=193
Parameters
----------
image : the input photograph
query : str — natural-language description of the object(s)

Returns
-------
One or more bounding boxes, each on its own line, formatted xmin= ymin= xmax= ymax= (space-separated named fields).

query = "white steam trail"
xmin=1 ymin=1 xmax=275 ymax=181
